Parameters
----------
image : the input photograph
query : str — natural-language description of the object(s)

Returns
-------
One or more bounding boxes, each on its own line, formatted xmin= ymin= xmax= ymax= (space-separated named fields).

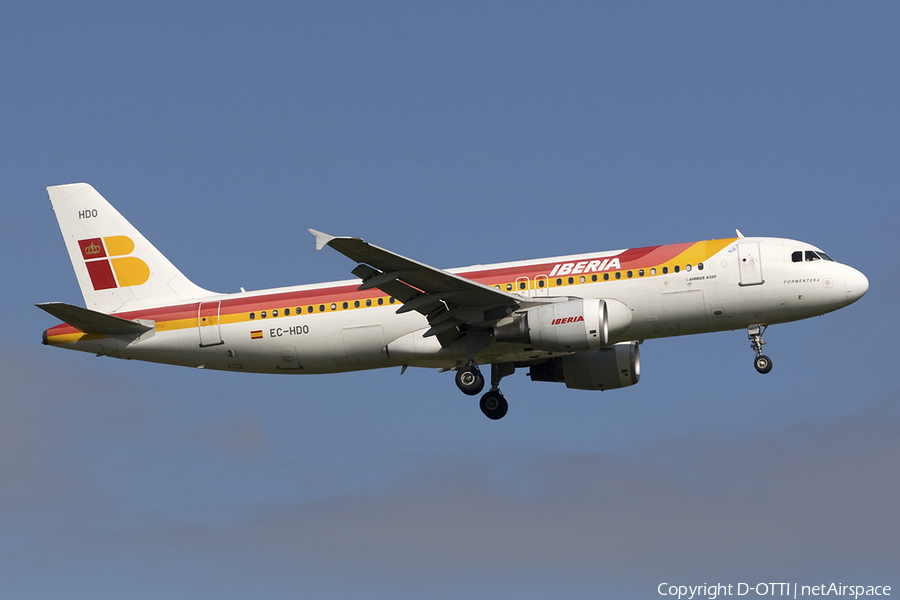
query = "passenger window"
xmin=568 ymin=277 xmax=574 ymax=284
xmin=307 ymin=306 xmax=313 ymax=313
xmin=639 ymin=269 xmax=644 ymax=276
xmin=591 ymin=274 xmax=597 ymax=282
xmin=674 ymin=265 xmax=680 ymax=273
xmin=556 ymin=278 xmax=562 ymax=286
xmin=604 ymin=273 xmax=609 ymax=281
xmin=319 ymin=305 xmax=325 ymax=312
xmin=627 ymin=271 xmax=633 ymax=278
xmin=250 ymin=312 xmax=255 ymax=320
xmin=261 ymin=311 xmax=267 ymax=319
xmin=366 ymin=299 xmax=372 ymax=307
xmin=272 ymin=309 xmax=278 ymax=317
xmin=698 ymin=263 xmax=704 ymax=271
xmin=685 ymin=264 xmax=692 ymax=272
xmin=662 ymin=267 xmax=668 ymax=274
xmin=330 ymin=303 xmax=337 ymax=311
xmin=519 ymin=281 xmax=527 ymax=290
xmin=538 ymin=279 xmax=545 ymax=288
xmin=506 ymin=283 xmax=513 ymax=291
xmin=342 ymin=302 xmax=348 ymax=309
xmin=651 ymin=268 xmax=657 ymax=275
xmin=378 ymin=298 xmax=383 ymax=305
xmin=615 ymin=272 xmax=621 ymax=280
xmin=792 ymin=251 xmax=803 ymax=263
xmin=579 ymin=276 xmax=585 ymax=283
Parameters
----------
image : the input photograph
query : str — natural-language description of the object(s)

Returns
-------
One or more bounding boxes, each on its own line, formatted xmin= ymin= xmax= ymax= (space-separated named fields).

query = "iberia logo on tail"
xmin=77 ymin=236 xmax=150 ymax=290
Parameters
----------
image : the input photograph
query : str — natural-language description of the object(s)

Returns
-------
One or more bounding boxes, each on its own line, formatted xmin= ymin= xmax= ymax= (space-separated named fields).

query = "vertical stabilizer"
xmin=47 ymin=183 xmax=214 ymax=314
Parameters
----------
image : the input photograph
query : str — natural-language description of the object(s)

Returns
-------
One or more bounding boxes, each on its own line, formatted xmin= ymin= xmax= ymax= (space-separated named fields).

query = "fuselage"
xmin=43 ymin=236 xmax=868 ymax=374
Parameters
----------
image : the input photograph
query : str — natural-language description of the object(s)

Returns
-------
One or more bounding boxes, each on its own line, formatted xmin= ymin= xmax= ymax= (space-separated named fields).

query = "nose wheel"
xmin=748 ymin=325 xmax=773 ymax=374
xmin=754 ymin=354 xmax=773 ymax=374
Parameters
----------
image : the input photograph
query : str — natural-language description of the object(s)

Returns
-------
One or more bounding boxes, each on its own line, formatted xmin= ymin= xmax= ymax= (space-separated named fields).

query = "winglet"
xmin=308 ymin=229 xmax=336 ymax=251
xmin=735 ymin=229 xmax=745 ymax=238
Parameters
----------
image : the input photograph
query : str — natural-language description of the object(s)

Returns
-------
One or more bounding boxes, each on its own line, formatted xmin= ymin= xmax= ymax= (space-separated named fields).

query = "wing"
xmin=309 ymin=230 xmax=525 ymax=342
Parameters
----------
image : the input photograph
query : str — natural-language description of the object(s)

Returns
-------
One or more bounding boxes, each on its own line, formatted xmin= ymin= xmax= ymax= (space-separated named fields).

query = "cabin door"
xmin=198 ymin=301 xmax=223 ymax=347
xmin=738 ymin=242 xmax=764 ymax=286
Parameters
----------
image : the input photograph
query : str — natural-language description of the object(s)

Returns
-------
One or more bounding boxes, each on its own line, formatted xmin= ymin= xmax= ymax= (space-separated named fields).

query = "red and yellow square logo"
xmin=78 ymin=236 xmax=150 ymax=291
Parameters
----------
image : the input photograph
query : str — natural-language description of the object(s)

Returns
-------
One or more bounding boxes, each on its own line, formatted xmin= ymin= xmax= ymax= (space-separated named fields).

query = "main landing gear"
xmin=455 ymin=362 xmax=512 ymax=420
xmin=748 ymin=324 xmax=773 ymax=374
xmin=455 ymin=362 xmax=485 ymax=395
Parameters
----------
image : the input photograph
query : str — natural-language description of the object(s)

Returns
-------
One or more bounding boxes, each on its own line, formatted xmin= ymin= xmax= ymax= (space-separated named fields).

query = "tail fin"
xmin=47 ymin=183 xmax=213 ymax=314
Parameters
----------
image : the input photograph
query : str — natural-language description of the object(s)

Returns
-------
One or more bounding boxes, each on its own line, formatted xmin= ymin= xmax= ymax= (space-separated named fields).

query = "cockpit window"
xmin=797 ymin=249 xmax=836 ymax=262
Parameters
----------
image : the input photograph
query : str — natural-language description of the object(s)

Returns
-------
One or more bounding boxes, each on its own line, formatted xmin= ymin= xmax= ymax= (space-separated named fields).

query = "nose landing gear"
xmin=748 ymin=324 xmax=773 ymax=374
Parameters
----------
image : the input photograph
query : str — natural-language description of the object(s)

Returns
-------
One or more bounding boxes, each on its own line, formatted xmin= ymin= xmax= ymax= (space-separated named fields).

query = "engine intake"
xmin=528 ymin=341 xmax=641 ymax=390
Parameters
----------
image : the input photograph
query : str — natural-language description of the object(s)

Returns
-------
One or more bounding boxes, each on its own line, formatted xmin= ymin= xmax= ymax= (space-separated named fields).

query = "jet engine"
xmin=493 ymin=298 xmax=632 ymax=352
xmin=528 ymin=341 xmax=641 ymax=390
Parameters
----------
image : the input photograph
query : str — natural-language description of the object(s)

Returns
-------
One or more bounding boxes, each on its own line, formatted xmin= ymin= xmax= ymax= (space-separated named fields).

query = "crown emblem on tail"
xmin=84 ymin=242 xmax=102 ymax=256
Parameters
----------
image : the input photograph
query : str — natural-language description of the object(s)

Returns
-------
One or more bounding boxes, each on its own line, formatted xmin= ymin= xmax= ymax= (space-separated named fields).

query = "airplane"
xmin=39 ymin=183 xmax=869 ymax=420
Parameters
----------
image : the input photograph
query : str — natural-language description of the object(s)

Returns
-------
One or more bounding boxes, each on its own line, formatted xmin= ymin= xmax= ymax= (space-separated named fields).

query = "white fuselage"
xmin=45 ymin=236 xmax=868 ymax=374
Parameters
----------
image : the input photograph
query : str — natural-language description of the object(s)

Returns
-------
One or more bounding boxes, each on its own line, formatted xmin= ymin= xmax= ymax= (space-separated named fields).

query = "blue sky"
xmin=2 ymin=2 xmax=898 ymax=598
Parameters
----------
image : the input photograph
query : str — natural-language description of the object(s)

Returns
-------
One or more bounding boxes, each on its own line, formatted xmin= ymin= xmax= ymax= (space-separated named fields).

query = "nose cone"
xmin=845 ymin=266 xmax=869 ymax=305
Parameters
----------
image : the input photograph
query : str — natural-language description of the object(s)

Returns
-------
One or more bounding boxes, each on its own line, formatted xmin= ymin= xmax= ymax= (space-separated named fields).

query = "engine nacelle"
xmin=528 ymin=341 xmax=641 ymax=391
xmin=494 ymin=298 xmax=632 ymax=352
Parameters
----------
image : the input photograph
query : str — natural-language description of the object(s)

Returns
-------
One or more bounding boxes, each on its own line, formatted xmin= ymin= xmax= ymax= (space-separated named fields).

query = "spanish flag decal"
xmin=250 ymin=330 xmax=263 ymax=340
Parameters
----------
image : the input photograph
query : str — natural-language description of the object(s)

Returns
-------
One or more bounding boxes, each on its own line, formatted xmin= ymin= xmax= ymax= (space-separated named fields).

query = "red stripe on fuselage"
xmin=46 ymin=240 xmax=720 ymax=331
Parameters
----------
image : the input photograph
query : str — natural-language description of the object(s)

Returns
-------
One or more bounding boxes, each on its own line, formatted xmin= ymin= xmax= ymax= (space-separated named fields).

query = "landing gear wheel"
xmin=455 ymin=365 xmax=485 ymax=396
xmin=754 ymin=354 xmax=773 ymax=374
xmin=480 ymin=391 xmax=508 ymax=420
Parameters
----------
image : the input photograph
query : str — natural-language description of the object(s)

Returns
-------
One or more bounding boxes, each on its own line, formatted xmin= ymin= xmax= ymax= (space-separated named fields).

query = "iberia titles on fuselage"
xmin=40 ymin=183 xmax=868 ymax=420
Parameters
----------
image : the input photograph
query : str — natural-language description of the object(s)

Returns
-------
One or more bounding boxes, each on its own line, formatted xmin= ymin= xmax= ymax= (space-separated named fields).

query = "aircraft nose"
xmin=845 ymin=266 xmax=869 ymax=305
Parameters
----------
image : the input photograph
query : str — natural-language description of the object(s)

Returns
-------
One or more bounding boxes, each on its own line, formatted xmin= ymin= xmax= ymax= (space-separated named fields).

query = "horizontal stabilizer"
xmin=36 ymin=302 xmax=152 ymax=335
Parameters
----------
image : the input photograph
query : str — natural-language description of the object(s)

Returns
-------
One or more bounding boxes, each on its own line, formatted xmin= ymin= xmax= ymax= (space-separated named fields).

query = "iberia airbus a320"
xmin=39 ymin=183 xmax=868 ymax=419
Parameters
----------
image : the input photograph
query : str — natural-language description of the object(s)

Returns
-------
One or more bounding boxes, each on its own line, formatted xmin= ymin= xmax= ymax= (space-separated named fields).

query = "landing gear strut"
xmin=479 ymin=363 xmax=513 ymax=420
xmin=455 ymin=361 xmax=513 ymax=420
xmin=748 ymin=324 xmax=773 ymax=374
